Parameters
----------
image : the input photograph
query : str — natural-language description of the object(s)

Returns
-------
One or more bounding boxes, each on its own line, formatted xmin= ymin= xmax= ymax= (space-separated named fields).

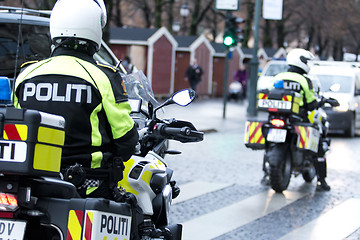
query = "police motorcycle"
xmin=0 ymin=71 xmax=203 ymax=240
xmin=245 ymin=80 xmax=338 ymax=193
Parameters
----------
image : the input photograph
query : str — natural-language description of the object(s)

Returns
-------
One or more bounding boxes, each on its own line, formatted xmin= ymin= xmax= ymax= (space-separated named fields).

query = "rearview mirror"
xmin=172 ymin=89 xmax=196 ymax=106
xmin=153 ymin=89 xmax=196 ymax=119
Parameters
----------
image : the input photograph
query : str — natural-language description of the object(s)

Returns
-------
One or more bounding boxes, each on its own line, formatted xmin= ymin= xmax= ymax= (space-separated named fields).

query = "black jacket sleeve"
xmin=112 ymin=125 xmax=139 ymax=162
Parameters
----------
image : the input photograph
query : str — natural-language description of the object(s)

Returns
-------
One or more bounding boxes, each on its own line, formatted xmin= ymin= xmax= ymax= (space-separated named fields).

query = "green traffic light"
xmin=223 ymin=36 xmax=234 ymax=46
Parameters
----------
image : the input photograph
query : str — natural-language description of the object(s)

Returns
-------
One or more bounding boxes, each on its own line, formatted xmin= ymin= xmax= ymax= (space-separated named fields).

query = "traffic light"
xmin=223 ymin=14 xmax=244 ymax=48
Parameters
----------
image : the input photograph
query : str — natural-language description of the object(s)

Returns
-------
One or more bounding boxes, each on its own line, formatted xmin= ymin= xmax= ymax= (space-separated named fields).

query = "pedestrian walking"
xmin=185 ymin=58 xmax=203 ymax=92
xmin=233 ymin=65 xmax=248 ymax=98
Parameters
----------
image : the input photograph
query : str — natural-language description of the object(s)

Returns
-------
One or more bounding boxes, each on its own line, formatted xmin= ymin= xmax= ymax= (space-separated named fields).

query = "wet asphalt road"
xmin=158 ymin=97 xmax=360 ymax=240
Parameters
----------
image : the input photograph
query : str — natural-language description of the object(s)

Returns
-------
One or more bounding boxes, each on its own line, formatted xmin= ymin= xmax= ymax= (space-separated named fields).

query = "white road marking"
xmin=278 ymin=198 xmax=360 ymax=240
xmin=173 ymin=181 xmax=232 ymax=204
xmin=181 ymin=190 xmax=307 ymax=240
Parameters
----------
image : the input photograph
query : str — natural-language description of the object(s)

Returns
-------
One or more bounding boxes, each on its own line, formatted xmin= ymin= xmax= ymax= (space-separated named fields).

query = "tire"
xmin=345 ymin=114 xmax=355 ymax=138
xmin=302 ymin=165 xmax=316 ymax=182
xmin=268 ymin=144 xmax=292 ymax=193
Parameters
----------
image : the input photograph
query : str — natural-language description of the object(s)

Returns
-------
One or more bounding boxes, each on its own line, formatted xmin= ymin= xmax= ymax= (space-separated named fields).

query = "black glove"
xmin=63 ymin=163 xmax=86 ymax=188
xmin=111 ymin=157 xmax=125 ymax=184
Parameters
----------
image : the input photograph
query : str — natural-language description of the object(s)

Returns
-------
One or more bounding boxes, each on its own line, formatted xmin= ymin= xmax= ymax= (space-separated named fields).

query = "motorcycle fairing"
xmin=118 ymin=151 xmax=167 ymax=215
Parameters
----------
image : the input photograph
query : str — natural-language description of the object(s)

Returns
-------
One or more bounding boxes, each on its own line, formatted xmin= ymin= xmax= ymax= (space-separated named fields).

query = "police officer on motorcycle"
xmin=13 ymin=0 xmax=139 ymax=198
xmin=272 ymin=48 xmax=331 ymax=191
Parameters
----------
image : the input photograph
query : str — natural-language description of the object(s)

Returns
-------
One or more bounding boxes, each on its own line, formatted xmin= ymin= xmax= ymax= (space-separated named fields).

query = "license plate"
xmin=0 ymin=219 xmax=26 ymax=239
xmin=267 ymin=128 xmax=287 ymax=142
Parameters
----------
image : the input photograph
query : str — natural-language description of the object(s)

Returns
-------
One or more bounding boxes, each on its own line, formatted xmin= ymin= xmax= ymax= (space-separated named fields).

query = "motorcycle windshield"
xmin=121 ymin=71 xmax=160 ymax=116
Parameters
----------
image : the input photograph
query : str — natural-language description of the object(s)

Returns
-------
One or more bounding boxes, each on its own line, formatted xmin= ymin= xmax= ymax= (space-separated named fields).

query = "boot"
xmin=317 ymin=178 xmax=331 ymax=191
xmin=314 ymin=157 xmax=330 ymax=191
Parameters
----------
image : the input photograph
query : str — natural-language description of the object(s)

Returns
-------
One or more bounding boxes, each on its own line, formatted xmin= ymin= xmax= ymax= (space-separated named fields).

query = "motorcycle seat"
xmin=30 ymin=177 xmax=81 ymax=199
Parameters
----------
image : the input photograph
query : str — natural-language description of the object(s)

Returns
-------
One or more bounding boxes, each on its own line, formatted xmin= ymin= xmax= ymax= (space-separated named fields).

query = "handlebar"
xmin=157 ymin=124 xmax=191 ymax=136
xmin=152 ymin=123 xmax=203 ymax=143
xmin=319 ymin=97 xmax=340 ymax=107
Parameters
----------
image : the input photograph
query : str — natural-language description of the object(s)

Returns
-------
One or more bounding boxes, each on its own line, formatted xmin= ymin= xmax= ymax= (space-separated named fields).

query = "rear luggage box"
xmin=0 ymin=107 xmax=65 ymax=177
xmin=257 ymin=89 xmax=301 ymax=114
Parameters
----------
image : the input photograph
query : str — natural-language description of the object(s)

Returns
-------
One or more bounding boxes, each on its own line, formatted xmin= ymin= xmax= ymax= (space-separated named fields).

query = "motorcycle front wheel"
xmin=302 ymin=165 xmax=316 ymax=182
xmin=268 ymin=144 xmax=292 ymax=193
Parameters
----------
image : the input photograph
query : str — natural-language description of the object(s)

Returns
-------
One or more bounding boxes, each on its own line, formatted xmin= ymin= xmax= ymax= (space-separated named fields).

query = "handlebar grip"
xmin=159 ymin=125 xmax=191 ymax=136
xmin=153 ymin=123 xmax=203 ymax=143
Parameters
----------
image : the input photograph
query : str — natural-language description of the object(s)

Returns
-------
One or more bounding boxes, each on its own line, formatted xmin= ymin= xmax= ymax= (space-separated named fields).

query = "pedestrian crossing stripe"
xmin=278 ymin=198 xmax=360 ymax=240
xmin=173 ymin=181 xmax=232 ymax=204
xmin=181 ymin=190 xmax=307 ymax=240
xmin=176 ymin=181 xmax=360 ymax=240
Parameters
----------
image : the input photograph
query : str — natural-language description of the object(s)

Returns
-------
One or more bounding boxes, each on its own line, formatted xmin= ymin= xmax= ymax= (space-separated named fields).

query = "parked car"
xmin=308 ymin=64 xmax=360 ymax=137
xmin=257 ymin=60 xmax=289 ymax=90
xmin=0 ymin=6 xmax=119 ymax=81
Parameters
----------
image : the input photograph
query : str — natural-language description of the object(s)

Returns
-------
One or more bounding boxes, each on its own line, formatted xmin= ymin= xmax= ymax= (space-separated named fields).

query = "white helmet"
xmin=50 ymin=0 xmax=107 ymax=51
xmin=286 ymin=48 xmax=314 ymax=74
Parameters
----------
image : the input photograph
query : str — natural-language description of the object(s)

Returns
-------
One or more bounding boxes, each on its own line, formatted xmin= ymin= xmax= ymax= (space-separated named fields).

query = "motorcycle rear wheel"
xmin=268 ymin=144 xmax=292 ymax=193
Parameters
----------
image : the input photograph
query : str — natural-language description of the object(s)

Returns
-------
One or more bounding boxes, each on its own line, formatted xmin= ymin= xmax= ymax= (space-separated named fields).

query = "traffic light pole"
xmin=222 ymin=49 xmax=230 ymax=119
xmin=247 ymin=0 xmax=261 ymax=117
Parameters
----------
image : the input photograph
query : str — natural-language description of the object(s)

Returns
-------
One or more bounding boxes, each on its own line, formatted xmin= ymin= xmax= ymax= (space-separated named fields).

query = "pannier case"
xmin=293 ymin=123 xmax=320 ymax=153
xmin=35 ymin=195 xmax=133 ymax=240
xmin=244 ymin=120 xmax=266 ymax=150
xmin=0 ymin=107 xmax=65 ymax=177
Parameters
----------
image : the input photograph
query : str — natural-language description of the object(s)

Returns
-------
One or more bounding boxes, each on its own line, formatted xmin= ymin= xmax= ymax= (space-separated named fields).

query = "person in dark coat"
xmin=185 ymin=58 xmax=203 ymax=92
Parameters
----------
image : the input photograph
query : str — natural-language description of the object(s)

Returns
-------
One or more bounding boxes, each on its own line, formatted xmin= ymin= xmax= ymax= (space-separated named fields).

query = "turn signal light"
xmin=0 ymin=193 xmax=18 ymax=211
xmin=271 ymin=119 xmax=285 ymax=127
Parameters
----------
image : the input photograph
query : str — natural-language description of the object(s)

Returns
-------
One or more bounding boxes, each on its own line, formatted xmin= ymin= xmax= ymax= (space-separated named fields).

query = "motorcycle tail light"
xmin=0 ymin=193 xmax=18 ymax=212
xmin=271 ymin=119 xmax=285 ymax=127
xmin=0 ymin=212 xmax=14 ymax=218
